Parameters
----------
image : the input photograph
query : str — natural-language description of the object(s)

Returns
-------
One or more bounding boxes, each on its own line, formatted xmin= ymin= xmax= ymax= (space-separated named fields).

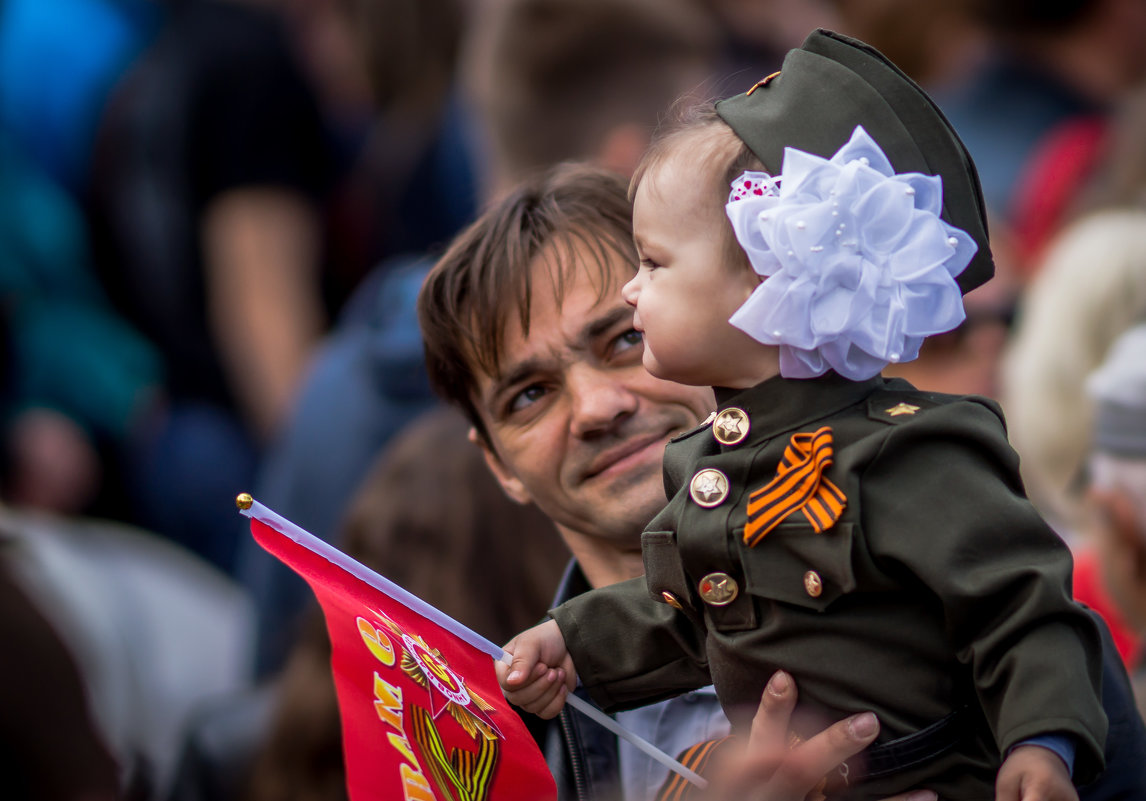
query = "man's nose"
xmin=567 ymin=364 xmax=638 ymax=437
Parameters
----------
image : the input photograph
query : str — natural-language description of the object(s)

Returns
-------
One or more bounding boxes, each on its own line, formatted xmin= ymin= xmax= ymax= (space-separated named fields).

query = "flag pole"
xmin=237 ymin=494 xmax=708 ymax=790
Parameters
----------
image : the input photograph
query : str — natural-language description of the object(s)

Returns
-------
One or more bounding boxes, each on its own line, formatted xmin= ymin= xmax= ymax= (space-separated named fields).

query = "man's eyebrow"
xmin=584 ymin=305 xmax=635 ymax=342
xmin=493 ymin=358 xmax=546 ymax=401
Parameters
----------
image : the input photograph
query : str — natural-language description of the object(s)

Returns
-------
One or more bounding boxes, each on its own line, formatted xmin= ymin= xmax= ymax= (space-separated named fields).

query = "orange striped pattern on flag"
xmin=655 ymin=735 xmax=735 ymax=801
xmin=744 ymin=426 xmax=846 ymax=546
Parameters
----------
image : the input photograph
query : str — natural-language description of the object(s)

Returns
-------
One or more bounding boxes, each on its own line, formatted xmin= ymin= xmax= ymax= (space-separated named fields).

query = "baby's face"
xmin=625 ymin=156 xmax=766 ymax=388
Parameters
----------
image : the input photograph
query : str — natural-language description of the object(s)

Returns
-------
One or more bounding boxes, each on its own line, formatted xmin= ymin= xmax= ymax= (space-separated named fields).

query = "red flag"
xmin=243 ymin=499 xmax=557 ymax=801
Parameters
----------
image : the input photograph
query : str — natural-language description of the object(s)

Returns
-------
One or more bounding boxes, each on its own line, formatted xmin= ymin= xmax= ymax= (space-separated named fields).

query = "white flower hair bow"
xmin=725 ymin=125 xmax=977 ymax=381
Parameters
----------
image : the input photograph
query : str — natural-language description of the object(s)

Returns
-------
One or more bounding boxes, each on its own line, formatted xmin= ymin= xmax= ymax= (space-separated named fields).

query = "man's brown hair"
xmin=417 ymin=163 xmax=635 ymax=443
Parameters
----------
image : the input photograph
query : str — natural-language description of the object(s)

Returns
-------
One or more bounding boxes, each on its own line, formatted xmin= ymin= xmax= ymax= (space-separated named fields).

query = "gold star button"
xmin=698 ymin=572 xmax=739 ymax=606
xmin=661 ymin=591 xmax=683 ymax=610
xmin=804 ymin=570 xmax=823 ymax=598
xmin=689 ymin=468 xmax=729 ymax=507
xmin=713 ymin=407 xmax=750 ymax=446
xmin=885 ymin=402 xmax=920 ymax=417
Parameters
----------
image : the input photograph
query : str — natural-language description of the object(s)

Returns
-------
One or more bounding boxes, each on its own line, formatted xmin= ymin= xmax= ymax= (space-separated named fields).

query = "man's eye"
xmin=614 ymin=328 xmax=643 ymax=353
xmin=508 ymin=384 xmax=548 ymax=413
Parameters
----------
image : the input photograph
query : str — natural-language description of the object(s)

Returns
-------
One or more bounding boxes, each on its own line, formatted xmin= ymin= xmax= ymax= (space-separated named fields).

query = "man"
xmin=418 ymin=162 xmax=1146 ymax=799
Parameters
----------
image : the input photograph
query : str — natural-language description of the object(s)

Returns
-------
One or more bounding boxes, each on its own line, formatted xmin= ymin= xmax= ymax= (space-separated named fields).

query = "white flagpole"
xmin=239 ymin=496 xmax=708 ymax=790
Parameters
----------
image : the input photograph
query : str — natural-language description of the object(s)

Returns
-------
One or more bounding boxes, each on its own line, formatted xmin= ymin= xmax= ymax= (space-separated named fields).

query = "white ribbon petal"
xmin=724 ymin=124 xmax=976 ymax=380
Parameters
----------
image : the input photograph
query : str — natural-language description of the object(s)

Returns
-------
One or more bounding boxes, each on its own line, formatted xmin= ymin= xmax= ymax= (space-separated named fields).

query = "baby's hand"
xmin=496 ymin=619 xmax=577 ymax=719
xmin=996 ymin=745 xmax=1078 ymax=801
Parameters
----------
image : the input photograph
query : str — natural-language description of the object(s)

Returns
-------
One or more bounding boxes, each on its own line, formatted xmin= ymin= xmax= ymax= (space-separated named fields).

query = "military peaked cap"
xmin=716 ymin=28 xmax=994 ymax=294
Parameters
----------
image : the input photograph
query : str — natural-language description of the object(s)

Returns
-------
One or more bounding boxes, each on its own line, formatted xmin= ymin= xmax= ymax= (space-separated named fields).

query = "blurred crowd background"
xmin=3 ymin=0 xmax=1146 ymax=799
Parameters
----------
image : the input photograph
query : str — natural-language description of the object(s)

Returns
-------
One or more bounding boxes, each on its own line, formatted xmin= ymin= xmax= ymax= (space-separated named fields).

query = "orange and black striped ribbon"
xmin=744 ymin=426 xmax=846 ymax=546
xmin=655 ymin=735 xmax=736 ymax=801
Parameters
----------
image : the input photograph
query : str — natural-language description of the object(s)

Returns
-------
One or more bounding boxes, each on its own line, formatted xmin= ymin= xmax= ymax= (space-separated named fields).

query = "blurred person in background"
xmin=829 ymin=0 xmax=986 ymax=91
xmin=0 ymin=0 xmax=161 ymax=194
xmin=937 ymin=0 xmax=1146 ymax=227
xmin=1001 ymin=79 xmax=1146 ymax=537
xmin=699 ymin=0 xmax=837 ymax=84
xmin=462 ymin=0 xmax=718 ymax=199
xmin=0 ymin=126 xmax=163 ymax=518
xmin=0 ymin=557 xmax=122 ymax=801
xmin=0 ymin=296 xmax=255 ymax=801
xmin=1083 ymin=322 xmax=1146 ymax=717
xmin=86 ymin=0 xmax=339 ymax=573
xmin=997 ymin=77 xmax=1146 ymax=734
xmin=243 ymin=0 xmax=722 ymax=677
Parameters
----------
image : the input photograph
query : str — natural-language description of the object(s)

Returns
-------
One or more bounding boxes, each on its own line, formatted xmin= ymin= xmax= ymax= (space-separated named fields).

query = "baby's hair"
xmin=630 ymin=101 xmax=765 ymax=272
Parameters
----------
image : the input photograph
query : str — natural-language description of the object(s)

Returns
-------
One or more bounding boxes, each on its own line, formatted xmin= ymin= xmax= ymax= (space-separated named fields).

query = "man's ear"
xmin=468 ymin=426 xmax=533 ymax=505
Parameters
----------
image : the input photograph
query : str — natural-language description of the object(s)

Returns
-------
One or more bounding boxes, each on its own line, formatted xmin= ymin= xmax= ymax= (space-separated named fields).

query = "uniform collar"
xmin=713 ymin=372 xmax=886 ymax=445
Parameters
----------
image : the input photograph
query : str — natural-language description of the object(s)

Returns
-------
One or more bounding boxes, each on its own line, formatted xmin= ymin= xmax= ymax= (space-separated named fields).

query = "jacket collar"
xmin=713 ymin=372 xmax=886 ymax=446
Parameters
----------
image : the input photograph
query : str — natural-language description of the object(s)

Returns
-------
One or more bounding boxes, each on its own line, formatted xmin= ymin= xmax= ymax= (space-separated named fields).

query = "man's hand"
xmin=704 ymin=670 xmax=938 ymax=801
xmin=996 ymin=745 xmax=1078 ymax=801
xmin=496 ymin=619 xmax=577 ymax=719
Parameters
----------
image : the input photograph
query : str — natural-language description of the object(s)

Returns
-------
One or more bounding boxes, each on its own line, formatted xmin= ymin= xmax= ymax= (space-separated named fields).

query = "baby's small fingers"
xmin=536 ymin=683 xmax=569 ymax=720
xmin=506 ymin=680 xmax=565 ymax=718
xmin=504 ymin=669 xmax=563 ymax=708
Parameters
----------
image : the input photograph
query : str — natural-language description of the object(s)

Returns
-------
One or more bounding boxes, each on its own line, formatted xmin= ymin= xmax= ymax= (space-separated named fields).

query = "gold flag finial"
xmin=236 ymin=492 xmax=253 ymax=511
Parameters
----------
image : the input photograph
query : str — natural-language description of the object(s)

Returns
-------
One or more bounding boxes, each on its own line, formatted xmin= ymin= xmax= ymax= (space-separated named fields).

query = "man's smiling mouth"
xmin=582 ymin=431 xmax=669 ymax=481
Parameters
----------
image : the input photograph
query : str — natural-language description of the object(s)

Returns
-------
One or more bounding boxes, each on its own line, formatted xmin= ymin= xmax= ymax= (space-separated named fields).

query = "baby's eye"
xmin=508 ymin=384 xmax=548 ymax=413
xmin=639 ymin=258 xmax=661 ymax=271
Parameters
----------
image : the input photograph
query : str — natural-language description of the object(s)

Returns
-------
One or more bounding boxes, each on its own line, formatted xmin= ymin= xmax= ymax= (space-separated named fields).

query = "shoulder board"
xmin=866 ymin=390 xmax=944 ymax=424
xmin=670 ymin=410 xmax=717 ymax=443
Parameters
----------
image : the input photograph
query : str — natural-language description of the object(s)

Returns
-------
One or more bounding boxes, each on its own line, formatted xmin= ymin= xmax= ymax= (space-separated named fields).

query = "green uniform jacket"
xmin=551 ymin=373 xmax=1107 ymax=800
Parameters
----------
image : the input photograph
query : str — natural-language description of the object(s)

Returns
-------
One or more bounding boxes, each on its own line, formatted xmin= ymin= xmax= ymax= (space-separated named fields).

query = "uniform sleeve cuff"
xmin=1010 ymin=734 xmax=1076 ymax=777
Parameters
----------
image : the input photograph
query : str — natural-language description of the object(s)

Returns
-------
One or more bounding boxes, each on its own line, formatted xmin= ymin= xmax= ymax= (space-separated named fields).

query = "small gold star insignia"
xmin=885 ymin=402 xmax=920 ymax=417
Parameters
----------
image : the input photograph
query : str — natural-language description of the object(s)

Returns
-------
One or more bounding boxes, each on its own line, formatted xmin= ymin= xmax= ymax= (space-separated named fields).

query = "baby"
xmin=498 ymin=30 xmax=1107 ymax=801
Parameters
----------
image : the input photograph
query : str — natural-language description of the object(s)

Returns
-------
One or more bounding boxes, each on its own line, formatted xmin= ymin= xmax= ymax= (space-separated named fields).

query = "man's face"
xmin=471 ymin=244 xmax=714 ymax=548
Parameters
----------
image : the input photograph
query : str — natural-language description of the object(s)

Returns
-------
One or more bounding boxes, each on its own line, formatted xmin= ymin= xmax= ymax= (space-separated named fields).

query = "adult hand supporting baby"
xmin=497 ymin=618 xmax=577 ymax=719
xmin=703 ymin=671 xmax=938 ymax=801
